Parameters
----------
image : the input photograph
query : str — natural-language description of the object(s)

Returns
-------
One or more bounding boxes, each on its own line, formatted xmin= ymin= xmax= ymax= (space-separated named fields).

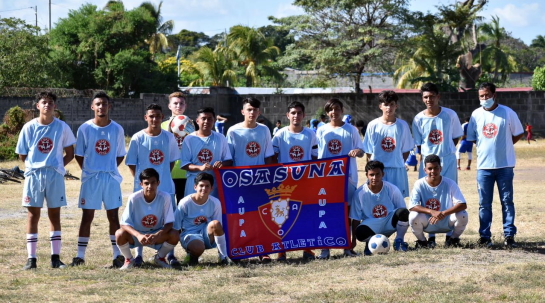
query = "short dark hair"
xmin=92 ymin=91 xmax=110 ymax=103
xmin=312 ymin=120 xmax=319 ymax=127
xmin=378 ymin=90 xmax=398 ymax=104
xmin=365 ymin=160 xmax=385 ymax=173
xmin=276 ymin=120 xmax=281 ymax=124
xmin=35 ymin=91 xmax=57 ymax=104
xmin=478 ymin=82 xmax=496 ymax=94
xmin=139 ymin=168 xmax=160 ymax=182
xmin=420 ymin=82 xmax=439 ymax=95
xmin=242 ymin=97 xmax=261 ymax=108
xmin=324 ymin=98 xmax=343 ymax=113
xmin=287 ymin=101 xmax=305 ymax=113
xmin=198 ymin=107 xmax=216 ymax=117
xmin=146 ymin=103 xmax=162 ymax=112
xmin=355 ymin=120 xmax=365 ymax=128
xmin=424 ymin=154 xmax=441 ymax=166
xmin=194 ymin=172 xmax=214 ymax=187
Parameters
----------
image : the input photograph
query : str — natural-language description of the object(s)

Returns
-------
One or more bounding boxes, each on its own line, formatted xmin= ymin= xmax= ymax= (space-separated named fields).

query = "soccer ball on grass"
xmin=368 ymin=234 xmax=390 ymax=254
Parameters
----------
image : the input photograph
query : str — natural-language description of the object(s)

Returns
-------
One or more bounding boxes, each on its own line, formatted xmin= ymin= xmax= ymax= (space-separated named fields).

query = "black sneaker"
xmin=69 ymin=257 xmax=85 ymax=267
xmin=259 ymin=254 xmax=272 ymax=264
xmin=23 ymin=258 xmax=37 ymax=270
xmin=112 ymin=255 xmax=125 ymax=268
xmin=51 ymin=254 xmax=66 ymax=269
xmin=445 ymin=237 xmax=461 ymax=248
xmin=504 ymin=236 xmax=519 ymax=248
xmin=478 ymin=237 xmax=493 ymax=248
xmin=133 ymin=255 xmax=143 ymax=268
xmin=167 ymin=255 xmax=181 ymax=267
xmin=415 ymin=240 xmax=429 ymax=249
xmin=183 ymin=254 xmax=199 ymax=266
xmin=427 ymin=237 xmax=436 ymax=249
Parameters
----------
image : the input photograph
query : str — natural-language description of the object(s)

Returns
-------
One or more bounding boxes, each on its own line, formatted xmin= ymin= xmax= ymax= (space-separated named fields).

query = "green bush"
xmin=532 ymin=66 xmax=545 ymax=91
xmin=0 ymin=105 xmax=31 ymax=161
xmin=0 ymin=132 xmax=18 ymax=160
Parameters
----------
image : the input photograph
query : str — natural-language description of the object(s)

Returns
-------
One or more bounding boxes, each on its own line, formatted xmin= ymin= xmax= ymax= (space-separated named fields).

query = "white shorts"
xmin=180 ymin=222 xmax=216 ymax=250
xmin=383 ymin=167 xmax=409 ymax=198
xmin=79 ymin=172 xmax=122 ymax=210
xmin=22 ymin=168 xmax=67 ymax=208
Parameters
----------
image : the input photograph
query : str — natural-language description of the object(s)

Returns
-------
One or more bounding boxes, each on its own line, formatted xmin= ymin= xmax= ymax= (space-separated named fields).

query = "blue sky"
xmin=1 ymin=0 xmax=543 ymax=45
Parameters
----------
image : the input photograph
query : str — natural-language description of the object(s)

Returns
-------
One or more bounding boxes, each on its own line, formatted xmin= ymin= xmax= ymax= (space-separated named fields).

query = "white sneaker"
xmin=343 ymin=249 xmax=360 ymax=257
xmin=154 ymin=254 xmax=172 ymax=268
xmin=120 ymin=258 xmax=135 ymax=270
xmin=317 ymin=249 xmax=330 ymax=260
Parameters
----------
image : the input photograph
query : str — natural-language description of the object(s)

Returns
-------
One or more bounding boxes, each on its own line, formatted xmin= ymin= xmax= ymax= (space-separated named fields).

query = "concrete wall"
xmin=1 ymin=90 xmax=543 ymax=136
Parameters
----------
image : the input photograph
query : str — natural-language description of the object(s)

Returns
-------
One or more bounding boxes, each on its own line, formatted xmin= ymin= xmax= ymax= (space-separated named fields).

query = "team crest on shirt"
xmin=428 ymin=129 xmax=443 ymax=145
xmin=149 ymin=149 xmax=164 ymax=165
xmin=81 ymin=198 xmax=86 ymax=205
xmin=174 ymin=134 xmax=184 ymax=147
xmin=194 ymin=216 xmax=208 ymax=225
xmin=23 ymin=196 xmax=31 ymax=204
xmin=482 ymin=123 xmax=498 ymax=138
xmin=289 ymin=145 xmax=305 ymax=161
xmin=95 ymin=139 xmax=111 ymax=155
xmin=246 ymin=141 xmax=261 ymax=157
xmin=197 ymin=148 xmax=213 ymax=164
xmin=381 ymin=137 xmax=396 ymax=152
xmin=258 ymin=184 xmax=302 ymax=239
xmin=327 ymin=139 xmax=342 ymax=154
xmin=425 ymin=198 xmax=441 ymax=211
xmin=372 ymin=204 xmax=388 ymax=218
xmin=37 ymin=137 xmax=53 ymax=153
xmin=141 ymin=214 xmax=158 ymax=228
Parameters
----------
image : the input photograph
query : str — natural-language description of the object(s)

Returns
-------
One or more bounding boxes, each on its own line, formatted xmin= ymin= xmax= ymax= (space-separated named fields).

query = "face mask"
xmin=480 ymin=97 xmax=495 ymax=109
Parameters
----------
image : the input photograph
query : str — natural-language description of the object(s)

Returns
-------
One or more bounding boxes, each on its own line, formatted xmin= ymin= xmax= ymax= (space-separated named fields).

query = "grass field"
xmin=1 ymin=142 xmax=544 ymax=302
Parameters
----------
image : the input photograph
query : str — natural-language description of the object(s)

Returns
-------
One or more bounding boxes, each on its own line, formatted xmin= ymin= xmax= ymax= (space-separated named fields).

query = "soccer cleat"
xmin=276 ymin=252 xmax=287 ymax=262
xmin=427 ymin=237 xmax=437 ymax=249
xmin=302 ymin=250 xmax=315 ymax=260
xmin=415 ymin=240 xmax=429 ymax=249
xmin=133 ymin=255 xmax=143 ymax=267
xmin=445 ymin=237 xmax=462 ymax=248
xmin=111 ymin=255 xmax=125 ymax=268
xmin=69 ymin=257 xmax=85 ymax=267
xmin=183 ymin=254 xmax=199 ymax=266
xmin=504 ymin=236 xmax=519 ymax=248
xmin=478 ymin=237 xmax=493 ymax=248
xmin=363 ymin=243 xmax=372 ymax=256
xmin=317 ymin=249 xmax=330 ymax=260
xmin=23 ymin=258 xmax=37 ymax=270
xmin=457 ymin=167 xmax=461 ymax=170
xmin=51 ymin=254 xmax=66 ymax=269
xmin=343 ymin=249 xmax=360 ymax=257
xmin=154 ymin=254 xmax=172 ymax=269
xmin=393 ymin=238 xmax=408 ymax=252
xmin=259 ymin=254 xmax=272 ymax=264
xmin=218 ymin=257 xmax=236 ymax=266
xmin=167 ymin=255 xmax=181 ymax=267
xmin=465 ymin=166 xmax=471 ymax=170
xmin=120 ymin=258 xmax=135 ymax=270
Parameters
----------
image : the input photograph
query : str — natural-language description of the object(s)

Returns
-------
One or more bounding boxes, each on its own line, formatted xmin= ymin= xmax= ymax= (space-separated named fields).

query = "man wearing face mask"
xmin=466 ymin=82 xmax=524 ymax=249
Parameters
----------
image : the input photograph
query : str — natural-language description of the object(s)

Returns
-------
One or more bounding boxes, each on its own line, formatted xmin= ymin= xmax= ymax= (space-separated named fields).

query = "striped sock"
xmin=110 ymin=235 xmax=120 ymax=259
xmin=77 ymin=237 xmax=89 ymax=259
xmin=27 ymin=233 xmax=38 ymax=258
xmin=50 ymin=231 xmax=62 ymax=255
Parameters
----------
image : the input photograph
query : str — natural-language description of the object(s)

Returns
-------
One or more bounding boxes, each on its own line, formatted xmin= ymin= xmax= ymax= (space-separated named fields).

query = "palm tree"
xmin=530 ymin=35 xmax=545 ymax=48
xmin=140 ymin=1 xmax=174 ymax=60
xmin=477 ymin=16 xmax=516 ymax=84
xmin=104 ymin=0 xmax=124 ymax=12
xmin=227 ymin=25 xmax=281 ymax=87
xmin=182 ymin=46 xmax=238 ymax=87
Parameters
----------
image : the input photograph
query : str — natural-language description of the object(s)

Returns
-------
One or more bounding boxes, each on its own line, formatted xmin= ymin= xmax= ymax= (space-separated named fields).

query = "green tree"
xmin=530 ymin=35 xmax=545 ymax=48
xmin=140 ymin=1 xmax=174 ymax=60
xmin=273 ymin=0 xmax=409 ymax=93
xmin=477 ymin=16 xmax=516 ymax=84
xmin=531 ymin=66 xmax=545 ymax=90
xmin=228 ymin=25 xmax=281 ymax=87
xmin=181 ymin=46 xmax=238 ymax=87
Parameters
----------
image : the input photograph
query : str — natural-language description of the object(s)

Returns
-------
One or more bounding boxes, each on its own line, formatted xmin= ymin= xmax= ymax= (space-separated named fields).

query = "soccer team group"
xmin=15 ymin=81 xmax=524 ymax=270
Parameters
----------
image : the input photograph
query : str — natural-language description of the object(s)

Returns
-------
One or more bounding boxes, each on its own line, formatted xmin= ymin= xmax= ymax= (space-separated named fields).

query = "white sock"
xmin=117 ymin=243 xmax=133 ymax=260
xmin=135 ymin=245 xmax=143 ymax=257
xmin=77 ymin=237 xmax=89 ymax=259
xmin=396 ymin=221 xmax=409 ymax=240
xmin=215 ymin=235 xmax=228 ymax=259
xmin=157 ymin=242 xmax=175 ymax=258
xmin=27 ymin=233 xmax=38 ymax=258
xmin=50 ymin=231 xmax=62 ymax=255
xmin=110 ymin=235 xmax=120 ymax=259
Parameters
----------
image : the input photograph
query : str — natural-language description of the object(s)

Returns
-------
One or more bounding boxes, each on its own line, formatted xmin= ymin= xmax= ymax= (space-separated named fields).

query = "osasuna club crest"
xmin=258 ymin=184 xmax=302 ymax=239
xmin=95 ymin=139 xmax=111 ymax=155
xmin=289 ymin=145 xmax=304 ymax=161
xmin=372 ymin=204 xmax=388 ymax=218
xmin=482 ymin=123 xmax=498 ymax=139
xmin=381 ymin=137 xmax=396 ymax=152
xmin=149 ymin=149 xmax=165 ymax=165
xmin=38 ymin=137 xmax=54 ymax=154
xmin=141 ymin=214 xmax=158 ymax=228
xmin=327 ymin=139 xmax=342 ymax=154
xmin=246 ymin=141 xmax=261 ymax=158
xmin=428 ymin=129 xmax=443 ymax=145
xmin=198 ymin=148 xmax=213 ymax=164
xmin=425 ymin=198 xmax=441 ymax=211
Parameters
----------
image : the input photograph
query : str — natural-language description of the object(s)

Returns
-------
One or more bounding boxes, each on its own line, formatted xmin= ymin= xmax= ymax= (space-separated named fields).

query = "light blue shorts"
xmin=129 ymin=234 xmax=162 ymax=250
xmin=180 ymin=222 xmax=216 ymax=250
xmin=347 ymin=182 xmax=356 ymax=207
xmin=383 ymin=167 xmax=409 ymax=198
xmin=22 ymin=168 xmax=67 ymax=208
xmin=79 ymin=172 xmax=122 ymax=210
xmin=359 ymin=210 xmax=397 ymax=239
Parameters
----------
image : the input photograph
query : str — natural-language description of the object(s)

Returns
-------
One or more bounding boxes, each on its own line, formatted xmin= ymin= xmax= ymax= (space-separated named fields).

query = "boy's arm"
xmin=75 ymin=155 xmax=84 ymax=169
xmin=120 ymin=224 xmax=145 ymax=244
xmin=63 ymin=145 xmax=75 ymax=166
xmin=19 ymin=155 xmax=27 ymax=162
xmin=116 ymin=156 xmax=124 ymax=167
xmin=128 ymin=165 xmax=136 ymax=177
xmin=429 ymin=203 xmax=467 ymax=225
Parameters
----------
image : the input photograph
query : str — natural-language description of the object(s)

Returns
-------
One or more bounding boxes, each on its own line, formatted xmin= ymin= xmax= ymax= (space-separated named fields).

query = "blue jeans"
xmin=477 ymin=167 xmax=516 ymax=238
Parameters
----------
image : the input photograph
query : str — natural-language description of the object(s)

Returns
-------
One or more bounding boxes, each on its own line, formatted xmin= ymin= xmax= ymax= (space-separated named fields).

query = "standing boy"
xmin=16 ymin=91 xmax=76 ymax=269
xmin=456 ymin=117 xmax=473 ymax=170
xmin=70 ymin=91 xmax=126 ymax=268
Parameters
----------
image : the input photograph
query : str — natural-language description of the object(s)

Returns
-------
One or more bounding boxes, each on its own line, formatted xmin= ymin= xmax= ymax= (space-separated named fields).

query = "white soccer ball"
xmin=170 ymin=115 xmax=194 ymax=142
xmin=368 ymin=234 xmax=390 ymax=254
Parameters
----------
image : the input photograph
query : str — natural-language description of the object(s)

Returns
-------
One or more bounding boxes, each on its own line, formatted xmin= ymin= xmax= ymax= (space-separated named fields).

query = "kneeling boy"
xmin=175 ymin=172 xmax=232 ymax=265
xmin=116 ymin=168 xmax=179 ymax=269
xmin=409 ymin=154 xmax=468 ymax=248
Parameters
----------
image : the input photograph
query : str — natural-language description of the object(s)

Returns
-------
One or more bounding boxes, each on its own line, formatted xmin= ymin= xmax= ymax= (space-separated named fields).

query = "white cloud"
xmin=491 ymin=3 xmax=540 ymax=27
xmin=275 ymin=3 xmax=304 ymax=18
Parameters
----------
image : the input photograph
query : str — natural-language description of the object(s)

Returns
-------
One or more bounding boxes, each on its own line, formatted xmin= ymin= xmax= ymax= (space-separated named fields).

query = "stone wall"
xmin=1 ymin=90 xmax=543 ymax=136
